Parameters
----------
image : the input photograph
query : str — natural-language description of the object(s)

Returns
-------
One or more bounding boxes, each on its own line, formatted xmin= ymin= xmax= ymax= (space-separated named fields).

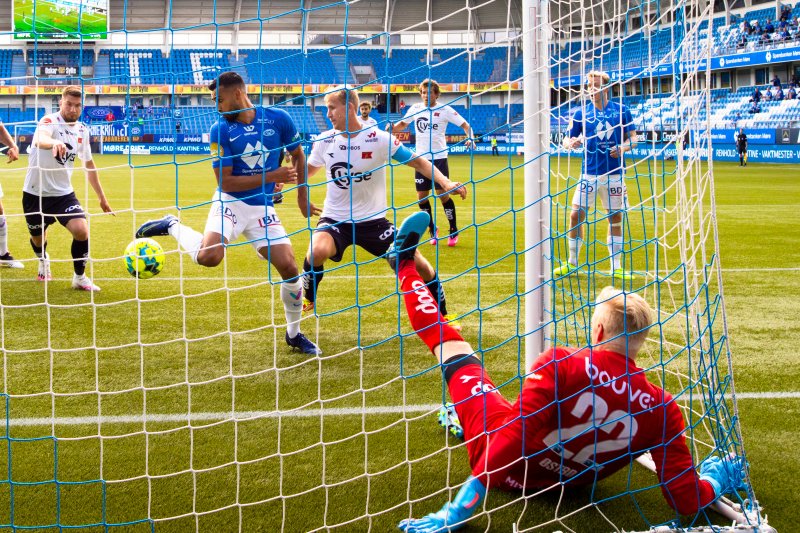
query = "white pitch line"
xmin=6 ymin=392 xmax=800 ymax=428
xmin=1 ymin=266 xmax=798 ymax=284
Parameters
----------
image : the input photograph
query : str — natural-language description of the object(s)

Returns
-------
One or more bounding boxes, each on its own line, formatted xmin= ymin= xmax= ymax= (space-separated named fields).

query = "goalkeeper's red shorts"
xmin=445 ymin=360 xmax=514 ymax=473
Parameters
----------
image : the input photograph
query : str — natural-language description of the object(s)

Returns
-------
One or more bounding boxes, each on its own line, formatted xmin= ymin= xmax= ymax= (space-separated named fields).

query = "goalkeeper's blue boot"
xmin=437 ymin=403 xmax=464 ymax=440
xmin=136 ymin=214 xmax=178 ymax=238
xmin=285 ymin=332 xmax=322 ymax=356
xmin=387 ymin=211 xmax=431 ymax=272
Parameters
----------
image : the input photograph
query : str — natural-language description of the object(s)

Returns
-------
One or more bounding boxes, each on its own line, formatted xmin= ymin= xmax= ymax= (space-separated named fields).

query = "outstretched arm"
xmin=0 ymin=125 xmax=19 ymax=163
xmin=405 ymin=157 xmax=467 ymax=200
xmin=85 ymin=159 xmax=113 ymax=214
xmin=397 ymin=476 xmax=486 ymax=533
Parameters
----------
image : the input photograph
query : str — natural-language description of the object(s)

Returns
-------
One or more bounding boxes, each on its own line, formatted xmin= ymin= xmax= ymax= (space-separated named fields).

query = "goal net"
xmin=0 ymin=0 xmax=773 ymax=531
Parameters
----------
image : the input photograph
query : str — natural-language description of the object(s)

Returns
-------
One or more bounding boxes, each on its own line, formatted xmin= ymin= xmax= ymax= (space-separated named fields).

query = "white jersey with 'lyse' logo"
xmin=308 ymin=128 xmax=405 ymax=222
xmin=402 ymin=102 xmax=465 ymax=160
xmin=24 ymin=112 xmax=93 ymax=197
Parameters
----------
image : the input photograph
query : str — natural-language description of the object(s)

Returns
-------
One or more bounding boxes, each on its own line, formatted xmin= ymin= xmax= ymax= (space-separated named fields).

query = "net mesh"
xmin=0 ymin=0 xmax=769 ymax=531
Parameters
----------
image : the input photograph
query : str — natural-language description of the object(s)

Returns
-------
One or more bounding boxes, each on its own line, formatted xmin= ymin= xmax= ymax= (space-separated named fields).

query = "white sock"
xmin=281 ymin=279 xmax=304 ymax=338
xmin=567 ymin=237 xmax=582 ymax=266
xmin=0 ymin=216 xmax=7 ymax=255
xmin=168 ymin=222 xmax=203 ymax=264
xmin=608 ymin=235 xmax=624 ymax=271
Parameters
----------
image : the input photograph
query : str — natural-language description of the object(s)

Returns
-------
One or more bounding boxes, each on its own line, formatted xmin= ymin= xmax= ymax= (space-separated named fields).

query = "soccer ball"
xmin=124 ymin=238 xmax=165 ymax=279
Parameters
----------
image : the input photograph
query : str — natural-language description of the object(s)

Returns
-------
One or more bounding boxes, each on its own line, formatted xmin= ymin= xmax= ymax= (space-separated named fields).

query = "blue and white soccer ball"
xmin=124 ymin=238 xmax=165 ymax=279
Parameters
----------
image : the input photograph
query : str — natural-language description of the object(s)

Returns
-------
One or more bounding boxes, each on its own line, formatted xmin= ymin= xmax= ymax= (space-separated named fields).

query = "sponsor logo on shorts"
xmin=258 ymin=212 xmax=280 ymax=228
xmin=214 ymin=205 xmax=238 ymax=224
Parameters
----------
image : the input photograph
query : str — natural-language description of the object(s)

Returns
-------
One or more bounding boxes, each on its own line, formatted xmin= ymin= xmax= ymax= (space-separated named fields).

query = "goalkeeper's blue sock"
xmin=302 ymin=258 xmax=324 ymax=304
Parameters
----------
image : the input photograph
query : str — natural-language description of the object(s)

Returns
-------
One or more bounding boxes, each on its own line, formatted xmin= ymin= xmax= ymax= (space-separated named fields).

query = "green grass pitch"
xmin=0 ymin=153 xmax=797 ymax=531
xmin=13 ymin=0 xmax=107 ymax=40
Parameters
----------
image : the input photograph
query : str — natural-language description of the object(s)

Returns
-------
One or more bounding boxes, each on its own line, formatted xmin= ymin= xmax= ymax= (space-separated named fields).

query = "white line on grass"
xmin=6 ymin=392 xmax=800 ymax=427
xmin=1 ymin=266 xmax=798 ymax=284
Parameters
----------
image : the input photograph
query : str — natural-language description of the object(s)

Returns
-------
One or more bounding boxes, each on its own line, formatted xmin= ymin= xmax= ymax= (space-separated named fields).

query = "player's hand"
xmin=6 ymin=145 xmax=19 ymax=163
xmin=274 ymin=182 xmax=285 ymax=193
xmin=297 ymin=190 xmax=321 ymax=218
xmin=52 ymin=142 xmax=67 ymax=159
xmin=563 ymin=137 xmax=581 ymax=150
xmin=268 ymin=166 xmax=297 ymax=184
xmin=99 ymin=198 xmax=115 ymax=216
xmin=609 ymin=145 xmax=627 ymax=159
xmin=445 ymin=181 xmax=467 ymax=200
xmin=464 ymin=139 xmax=474 ymax=149
xmin=699 ymin=455 xmax=748 ymax=499
xmin=397 ymin=476 xmax=485 ymax=533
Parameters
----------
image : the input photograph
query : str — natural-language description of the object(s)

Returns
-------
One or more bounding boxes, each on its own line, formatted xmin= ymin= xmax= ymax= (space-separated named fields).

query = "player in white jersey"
xmin=23 ymin=86 xmax=113 ymax=291
xmin=359 ymin=102 xmax=377 ymax=128
xmin=391 ymin=79 xmax=474 ymax=247
xmin=300 ymin=86 xmax=467 ymax=329
xmin=0 ymin=120 xmax=23 ymax=269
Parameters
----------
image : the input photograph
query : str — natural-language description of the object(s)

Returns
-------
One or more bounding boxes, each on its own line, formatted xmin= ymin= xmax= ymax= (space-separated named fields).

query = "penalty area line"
xmin=6 ymin=391 xmax=800 ymax=428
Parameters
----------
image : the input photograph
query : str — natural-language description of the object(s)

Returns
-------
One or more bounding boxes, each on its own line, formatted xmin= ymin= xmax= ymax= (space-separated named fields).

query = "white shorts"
xmin=571 ymin=173 xmax=628 ymax=212
xmin=203 ymin=192 xmax=290 ymax=250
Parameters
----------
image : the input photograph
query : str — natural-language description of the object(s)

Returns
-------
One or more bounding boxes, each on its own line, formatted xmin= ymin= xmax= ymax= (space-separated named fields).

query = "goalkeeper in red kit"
xmin=389 ymin=212 xmax=748 ymax=533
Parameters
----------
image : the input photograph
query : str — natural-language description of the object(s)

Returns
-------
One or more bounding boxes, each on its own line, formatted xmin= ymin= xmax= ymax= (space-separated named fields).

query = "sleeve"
xmin=470 ymin=351 xmax=560 ymax=488
xmin=307 ymin=135 xmax=327 ymax=168
xmin=80 ymin=127 xmax=93 ymax=161
xmin=389 ymin=134 xmax=415 ymax=164
xmin=36 ymin=116 xmax=57 ymax=140
xmin=279 ymin=110 xmax=302 ymax=153
xmin=447 ymin=105 xmax=467 ymax=126
xmin=568 ymin=110 xmax=583 ymax=138
xmin=649 ymin=397 xmax=717 ymax=516
xmin=210 ymin=122 xmax=232 ymax=169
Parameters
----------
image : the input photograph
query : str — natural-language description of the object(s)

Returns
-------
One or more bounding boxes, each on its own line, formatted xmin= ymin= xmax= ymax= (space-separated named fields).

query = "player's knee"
xmin=71 ymin=225 xmax=89 ymax=241
xmin=569 ymin=209 xmax=584 ymax=225
xmin=438 ymin=192 xmax=450 ymax=203
xmin=196 ymin=248 xmax=223 ymax=267
xmin=274 ymin=257 xmax=299 ymax=280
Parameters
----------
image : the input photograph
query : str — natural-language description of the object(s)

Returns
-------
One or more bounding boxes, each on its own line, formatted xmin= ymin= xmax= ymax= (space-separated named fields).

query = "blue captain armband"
xmin=392 ymin=144 xmax=415 ymax=164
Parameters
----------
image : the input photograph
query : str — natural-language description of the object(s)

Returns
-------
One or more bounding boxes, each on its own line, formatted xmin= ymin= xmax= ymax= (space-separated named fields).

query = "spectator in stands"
xmin=105 ymin=110 xmax=115 ymax=122
xmin=780 ymin=27 xmax=791 ymax=41
xmin=737 ymin=34 xmax=747 ymax=49
xmin=764 ymin=86 xmax=773 ymax=101
xmin=765 ymin=19 xmax=775 ymax=34
xmin=777 ymin=86 xmax=785 ymax=100
xmin=760 ymin=31 xmax=771 ymax=45
xmin=176 ymin=121 xmax=182 ymax=133
xmin=772 ymin=74 xmax=781 ymax=87
xmin=792 ymin=74 xmax=800 ymax=87
xmin=792 ymin=16 xmax=799 ymax=29
xmin=749 ymin=101 xmax=760 ymax=114
xmin=752 ymin=87 xmax=762 ymax=103
xmin=781 ymin=4 xmax=792 ymax=22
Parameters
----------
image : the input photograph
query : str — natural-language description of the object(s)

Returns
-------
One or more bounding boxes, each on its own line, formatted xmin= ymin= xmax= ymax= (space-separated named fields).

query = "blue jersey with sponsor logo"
xmin=210 ymin=106 xmax=301 ymax=206
xmin=568 ymin=100 xmax=635 ymax=176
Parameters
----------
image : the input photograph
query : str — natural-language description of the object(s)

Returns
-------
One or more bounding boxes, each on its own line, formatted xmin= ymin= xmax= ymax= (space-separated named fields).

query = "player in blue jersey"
xmin=554 ymin=71 xmax=638 ymax=281
xmin=136 ymin=72 xmax=321 ymax=356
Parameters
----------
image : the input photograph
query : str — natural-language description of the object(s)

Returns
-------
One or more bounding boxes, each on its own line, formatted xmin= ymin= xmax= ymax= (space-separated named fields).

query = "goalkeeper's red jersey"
xmin=449 ymin=347 xmax=716 ymax=515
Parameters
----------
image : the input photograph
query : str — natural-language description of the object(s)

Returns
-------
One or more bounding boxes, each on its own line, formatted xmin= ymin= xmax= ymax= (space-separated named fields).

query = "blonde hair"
xmin=586 ymin=70 xmax=610 ymax=87
xmin=62 ymin=85 xmax=82 ymax=99
xmin=324 ymin=85 xmax=360 ymax=109
xmin=591 ymin=286 xmax=653 ymax=355
xmin=419 ymin=79 xmax=441 ymax=95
